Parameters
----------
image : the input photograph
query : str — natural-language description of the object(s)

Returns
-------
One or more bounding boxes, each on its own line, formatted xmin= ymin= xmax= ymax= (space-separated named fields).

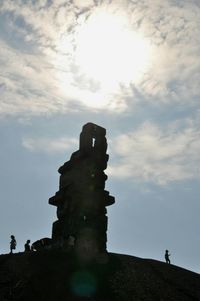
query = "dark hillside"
xmin=0 ymin=251 xmax=200 ymax=301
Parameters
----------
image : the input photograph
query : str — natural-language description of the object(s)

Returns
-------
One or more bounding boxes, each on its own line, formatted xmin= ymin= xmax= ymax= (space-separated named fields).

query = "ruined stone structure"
xmin=49 ymin=123 xmax=115 ymax=253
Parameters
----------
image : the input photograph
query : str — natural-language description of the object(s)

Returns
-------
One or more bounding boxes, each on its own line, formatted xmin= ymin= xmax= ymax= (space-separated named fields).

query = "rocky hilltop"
xmin=0 ymin=251 xmax=200 ymax=301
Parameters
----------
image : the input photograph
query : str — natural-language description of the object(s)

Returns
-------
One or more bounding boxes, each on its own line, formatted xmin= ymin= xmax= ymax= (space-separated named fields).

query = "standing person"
xmin=10 ymin=235 xmax=16 ymax=254
xmin=165 ymin=249 xmax=171 ymax=264
xmin=24 ymin=240 xmax=31 ymax=252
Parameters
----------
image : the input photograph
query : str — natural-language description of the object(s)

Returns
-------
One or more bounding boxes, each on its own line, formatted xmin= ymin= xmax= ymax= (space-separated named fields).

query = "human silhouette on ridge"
xmin=10 ymin=235 xmax=16 ymax=254
xmin=165 ymin=249 xmax=171 ymax=264
xmin=24 ymin=239 xmax=31 ymax=252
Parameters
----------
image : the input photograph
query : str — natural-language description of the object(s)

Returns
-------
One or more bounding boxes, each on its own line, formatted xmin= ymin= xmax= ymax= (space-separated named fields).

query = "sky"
xmin=0 ymin=0 xmax=200 ymax=274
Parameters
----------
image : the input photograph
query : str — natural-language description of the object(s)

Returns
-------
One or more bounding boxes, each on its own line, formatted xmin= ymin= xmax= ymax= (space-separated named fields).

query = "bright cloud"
xmin=0 ymin=0 xmax=200 ymax=116
xmin=108 ymin=118 xmax=200 ymax=185
xmin=22 ymin=136 xmax=78 ymax=153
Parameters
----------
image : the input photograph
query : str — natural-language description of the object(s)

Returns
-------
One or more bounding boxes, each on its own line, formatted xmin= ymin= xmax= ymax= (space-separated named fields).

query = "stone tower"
xmin=49 ymin=123 xmax=115 ymax=254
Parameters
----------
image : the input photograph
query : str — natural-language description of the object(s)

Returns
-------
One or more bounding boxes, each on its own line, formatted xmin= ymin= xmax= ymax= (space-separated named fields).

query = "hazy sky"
xmin=0 ymin=0 xmax=200 ymax=273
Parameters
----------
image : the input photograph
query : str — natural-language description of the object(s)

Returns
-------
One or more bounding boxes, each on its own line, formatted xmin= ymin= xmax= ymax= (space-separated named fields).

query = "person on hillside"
xmin=10 ymin=235 xmax=17 ymax=254
xmin=24 ymin=240 xmax=31 ymax=252
xmin=165 ymin=249 xmax=171 ymax=264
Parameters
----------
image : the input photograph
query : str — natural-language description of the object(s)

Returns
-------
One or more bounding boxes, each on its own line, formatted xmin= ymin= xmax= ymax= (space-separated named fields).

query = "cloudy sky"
xmin=0 ymin=0 xmax=200 ymax=273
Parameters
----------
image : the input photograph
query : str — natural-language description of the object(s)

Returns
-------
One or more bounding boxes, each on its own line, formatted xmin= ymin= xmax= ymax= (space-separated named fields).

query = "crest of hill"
xmin=0 ymin=251 xmax=200 ymax=301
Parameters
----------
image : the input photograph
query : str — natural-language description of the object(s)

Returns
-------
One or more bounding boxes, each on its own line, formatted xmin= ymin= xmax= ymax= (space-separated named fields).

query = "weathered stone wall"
xmin=49 ymin=123 xmax=115 ymax=254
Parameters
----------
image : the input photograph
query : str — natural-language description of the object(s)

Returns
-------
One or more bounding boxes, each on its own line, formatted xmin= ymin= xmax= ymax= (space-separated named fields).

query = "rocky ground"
xmin=0 ymin=250 xmax=200 ymax=301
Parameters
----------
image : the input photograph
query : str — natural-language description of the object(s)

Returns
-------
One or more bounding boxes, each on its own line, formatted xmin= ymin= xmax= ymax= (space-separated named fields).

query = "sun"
xmin=56 ymin=10 xmax=154 ymax=109
xmin=74 ymin=11 xmax=153 ymax=91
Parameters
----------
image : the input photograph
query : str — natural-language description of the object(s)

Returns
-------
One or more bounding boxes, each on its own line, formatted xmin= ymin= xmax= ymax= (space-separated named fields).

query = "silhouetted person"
xmin=165 ymin=249 xmax=171 ymax=264
xmin=24 ymin=239 xmax=31 ymax=252
xmin=10 ymin=235 xmax=16 ymax=254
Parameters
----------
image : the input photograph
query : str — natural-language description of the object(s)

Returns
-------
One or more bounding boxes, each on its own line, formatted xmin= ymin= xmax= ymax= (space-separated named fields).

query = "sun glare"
xmin=75 ymin=12 xmax=152 ymax=90
xmin=56 ymin=10 xmax=154 ymax=108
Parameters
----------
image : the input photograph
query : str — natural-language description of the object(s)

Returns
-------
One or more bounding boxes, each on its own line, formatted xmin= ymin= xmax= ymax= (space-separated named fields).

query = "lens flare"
xmin=70 ymin=270 xmax=97 ymax=297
